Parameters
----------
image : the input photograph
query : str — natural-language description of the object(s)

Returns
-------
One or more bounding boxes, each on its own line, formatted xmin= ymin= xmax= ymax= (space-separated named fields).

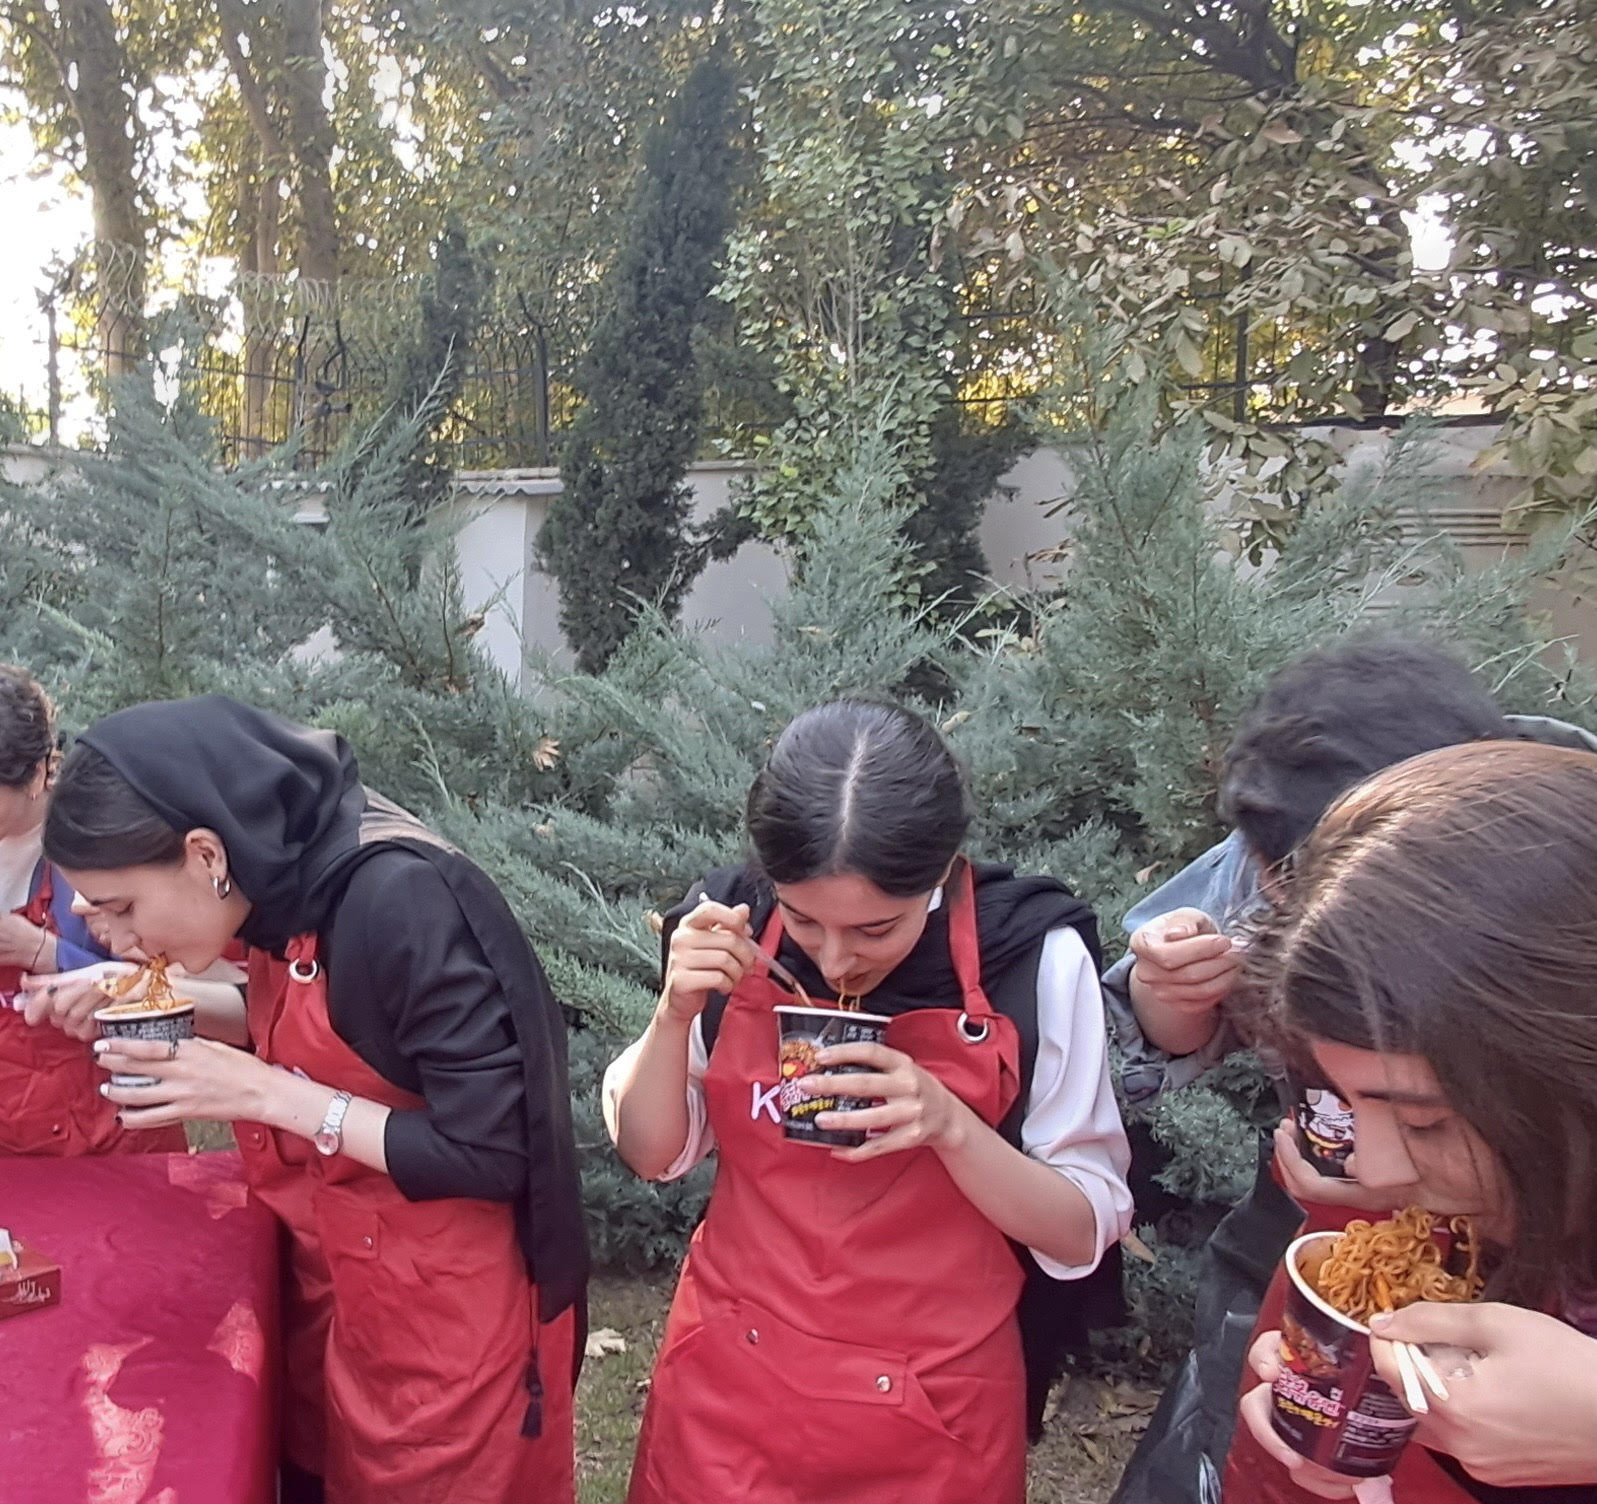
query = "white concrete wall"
xmin=452 ymin=462 xmax=791 ymax=679
xmin=451 ymin=427 xmax=1589 ymax=687
xmin=8 ymin=432 xmax=1587 ymax=688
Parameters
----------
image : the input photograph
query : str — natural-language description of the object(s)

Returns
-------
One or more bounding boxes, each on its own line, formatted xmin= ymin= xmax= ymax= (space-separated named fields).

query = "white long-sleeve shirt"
xmin=602 ymin=921 xmax=1134 ymax=1280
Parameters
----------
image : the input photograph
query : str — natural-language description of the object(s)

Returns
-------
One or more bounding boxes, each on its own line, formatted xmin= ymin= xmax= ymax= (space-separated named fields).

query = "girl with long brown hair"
xmin=1229 ymin=740 xmax=1597 ymax=1503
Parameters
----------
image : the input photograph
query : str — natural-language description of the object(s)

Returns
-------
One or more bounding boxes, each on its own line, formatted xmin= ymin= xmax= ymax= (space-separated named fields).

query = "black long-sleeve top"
xmin=324 ymin=847 xmax=527 ymax=1201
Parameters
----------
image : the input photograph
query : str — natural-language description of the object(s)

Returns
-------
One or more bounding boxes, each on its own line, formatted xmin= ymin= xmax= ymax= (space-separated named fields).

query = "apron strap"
xmin=755 ymin=905 xmax=785 ymax=954
xmin=285 ymin=932 xmax=322 ymax=982
xmin=944 ymin=858 xmax=995 ymax=1020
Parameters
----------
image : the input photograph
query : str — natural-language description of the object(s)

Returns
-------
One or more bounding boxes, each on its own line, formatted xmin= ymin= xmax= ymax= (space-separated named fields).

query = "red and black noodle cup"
xmin=1270 ymin=1232 xmax=1418 ymax=1477
xmin=93 ymin=1000 xmax=195 ymax=1090
xmin=1294 ymin=1085 xmax=1357 ymax=1179
xmin=773 ymin=1005 xmax=890 ymax=1148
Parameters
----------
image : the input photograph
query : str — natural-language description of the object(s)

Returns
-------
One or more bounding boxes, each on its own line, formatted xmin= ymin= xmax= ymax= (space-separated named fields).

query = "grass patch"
xmin=577 ymin=1273 xmax=677 ymax=1503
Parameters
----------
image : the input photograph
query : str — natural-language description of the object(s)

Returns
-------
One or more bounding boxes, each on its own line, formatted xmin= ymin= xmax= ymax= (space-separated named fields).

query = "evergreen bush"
xmin=3 ymin=373 xmax=1592 ymax=1370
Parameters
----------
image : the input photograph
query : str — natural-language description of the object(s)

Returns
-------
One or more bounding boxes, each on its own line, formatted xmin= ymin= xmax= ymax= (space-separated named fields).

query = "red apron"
xmin=0 ymin=864 xmax=186 ymax=1157
xmin=629 ymin=868 xmax=1031 ymax=1504
xmin=233 ymin=935 xmax=575 ymax=1504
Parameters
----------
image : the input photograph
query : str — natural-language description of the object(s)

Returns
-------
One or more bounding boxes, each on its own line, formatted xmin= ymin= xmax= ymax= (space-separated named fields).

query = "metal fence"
xmin=17 ymin=242 xmax=1430 ymax=468
xmin=28 ymin=253 xmax=572 ymax=470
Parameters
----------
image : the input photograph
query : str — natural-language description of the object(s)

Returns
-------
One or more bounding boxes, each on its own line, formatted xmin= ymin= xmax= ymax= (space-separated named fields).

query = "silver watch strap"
xmin=318 ymin=1089 xmax=353 ymax=1144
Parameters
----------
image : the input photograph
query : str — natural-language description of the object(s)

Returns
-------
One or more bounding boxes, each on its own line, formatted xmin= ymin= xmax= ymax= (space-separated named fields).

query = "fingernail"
xmin=1369 ymin=1312 xmax=1394 ymax=1330
xmin=92 ymin=1040 xmax=109 ymax=1054
xmin=99 ymin=1083 xmax=110 ymax=1096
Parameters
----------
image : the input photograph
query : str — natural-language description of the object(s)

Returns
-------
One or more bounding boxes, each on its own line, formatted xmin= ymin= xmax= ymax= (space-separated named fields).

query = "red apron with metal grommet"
xmin=0 ymin=863 xmax=187 ymax=1157
xmin=628 ymin=864 xmax=1031 ymax=1504
xmin=233 ymin=934 xmax=574 ymax=1504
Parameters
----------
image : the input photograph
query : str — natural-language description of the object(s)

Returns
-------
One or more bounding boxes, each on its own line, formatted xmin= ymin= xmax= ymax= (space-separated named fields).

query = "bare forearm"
xmin=1128 ymin=969 xmax=1223 ymax=1058
xmin=262 ymin=1070 xmax=391 ymax=1174
xmin=935 ymin=1105 xmax=1101 ymax=1270
xmin=605 ymin=1007 xmax=696 ymax=1181
xmin=0 ymin=921 xmax=55 ymax=972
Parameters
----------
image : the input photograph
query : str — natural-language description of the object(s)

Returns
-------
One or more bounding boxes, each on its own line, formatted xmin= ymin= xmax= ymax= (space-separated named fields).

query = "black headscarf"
xmin=75 ymin=696 xmax=588 ymax=1325
xmin=79 ymin=696 xmax=370 ymax=952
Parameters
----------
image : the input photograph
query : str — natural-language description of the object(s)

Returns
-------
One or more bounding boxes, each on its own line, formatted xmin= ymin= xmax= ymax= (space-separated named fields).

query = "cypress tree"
xmin=540 ymin=54 xmax=741 ymax=672
xmin=374 ymin=223 xmax=483 ymax=529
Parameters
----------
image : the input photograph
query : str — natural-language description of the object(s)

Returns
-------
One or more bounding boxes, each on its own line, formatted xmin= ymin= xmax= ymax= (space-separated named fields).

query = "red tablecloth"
xmin=0 ymin=1151 xmax=279 ymax=1504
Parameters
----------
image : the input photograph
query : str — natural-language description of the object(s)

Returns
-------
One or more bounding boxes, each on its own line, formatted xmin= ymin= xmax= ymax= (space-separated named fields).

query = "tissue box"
xmin=0 ymin=1237 xmax=61 ymax=1321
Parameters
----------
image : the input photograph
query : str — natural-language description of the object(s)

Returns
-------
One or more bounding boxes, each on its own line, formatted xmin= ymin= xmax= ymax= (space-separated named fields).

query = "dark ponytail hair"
xmin=44 ymin=743 xmax=187 ymax=869
xmin=0 ymin=664 xmax=57 ymax=788
xmin=746 ymin=700 xmax=971 ymax=897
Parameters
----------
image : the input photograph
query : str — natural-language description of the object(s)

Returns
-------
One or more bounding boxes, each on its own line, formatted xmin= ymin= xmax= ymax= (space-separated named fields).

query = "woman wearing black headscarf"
xmin=42 ymin=696 xmax=587 ymax=1504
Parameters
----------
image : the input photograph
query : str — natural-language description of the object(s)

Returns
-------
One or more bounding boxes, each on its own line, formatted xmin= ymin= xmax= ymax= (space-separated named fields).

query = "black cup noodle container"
xmin=773 ymin=1005 xmax=890 ymax=1148
xmin=1270 ymin=1232 xmax=1418 ymax=1477
xmin=1295 ymin=1086 xmax=1357 ymax=1179
xmin=93 ymin=1001 xmax=196 ymax=1090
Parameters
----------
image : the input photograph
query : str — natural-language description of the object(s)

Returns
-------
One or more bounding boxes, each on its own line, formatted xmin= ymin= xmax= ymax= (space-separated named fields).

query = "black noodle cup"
xmin=1270 ymin=1232 xmax=1419 ymax=1477
xmin=773 ymin=1005 xmax=890 ymax=1148
xmin=93 ymin=1001 xmax=196 ymax=1090
xmin=1294 ymin=1086 xmax=1357 ymax=1179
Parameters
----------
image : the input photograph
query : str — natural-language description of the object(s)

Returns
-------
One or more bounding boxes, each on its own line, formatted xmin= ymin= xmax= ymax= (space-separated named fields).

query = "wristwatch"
xmin=313 ymin=1090 xmax=353 ymax=1157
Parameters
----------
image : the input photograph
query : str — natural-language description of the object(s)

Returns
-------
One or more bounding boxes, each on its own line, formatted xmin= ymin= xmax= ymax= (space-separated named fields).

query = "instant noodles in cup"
xmin=1270 ymin=1232 xmax=1418 ymax=1477
xmin=1294 ymin=1085 xmax=1357 ymax=1178
xmin=93 ymin=1000 xmax=196 ymax=1090
xmin=773 ymin=1005 xmax=890 ymax=1148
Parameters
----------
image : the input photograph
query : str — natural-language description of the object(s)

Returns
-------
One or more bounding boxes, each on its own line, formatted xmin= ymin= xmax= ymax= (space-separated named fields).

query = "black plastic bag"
xmin=1110 ymin=1138 xmax=1302 ymax=1504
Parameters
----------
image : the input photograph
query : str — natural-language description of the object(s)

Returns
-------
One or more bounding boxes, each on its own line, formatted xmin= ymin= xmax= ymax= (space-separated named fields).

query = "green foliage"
xmin=1142 ymin=1086 xmax=1259 ymax=1208
xmin=908 ymin=406 xmax=1035 ymax=617
xmin=1093 ymin=1227 xmax=1206 ymax=1377
xmin=0 ymin=392 xmax=32 ymax=446
xmin=540 ymin=54 xmax=742 ymax=672
xmin=1424 ymin=0 xmax=1597 ymax=529
xmin=371 ymin=225 xmax=484 ymax=525
xmin=11 ymin=0 xmax=1594 ymax=557
xmin=721 ymin=0 xmax=985 ymax=544
xmin=4 ymin=370 xmax=1594 ymax=1380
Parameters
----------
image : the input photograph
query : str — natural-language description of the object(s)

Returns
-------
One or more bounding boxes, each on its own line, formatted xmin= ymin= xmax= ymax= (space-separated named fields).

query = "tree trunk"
xmin=279 ymin=0 xmax=340 ymax=447
xmin=235 ymin=148 xmax=285 ymax=460
xmin=281 ymin=0 xmax=339 ymax=286
xmin=216 ymin=0 xmax=290 ymax=459
xmin=56 ymin=0 xmax=146 ymax=377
